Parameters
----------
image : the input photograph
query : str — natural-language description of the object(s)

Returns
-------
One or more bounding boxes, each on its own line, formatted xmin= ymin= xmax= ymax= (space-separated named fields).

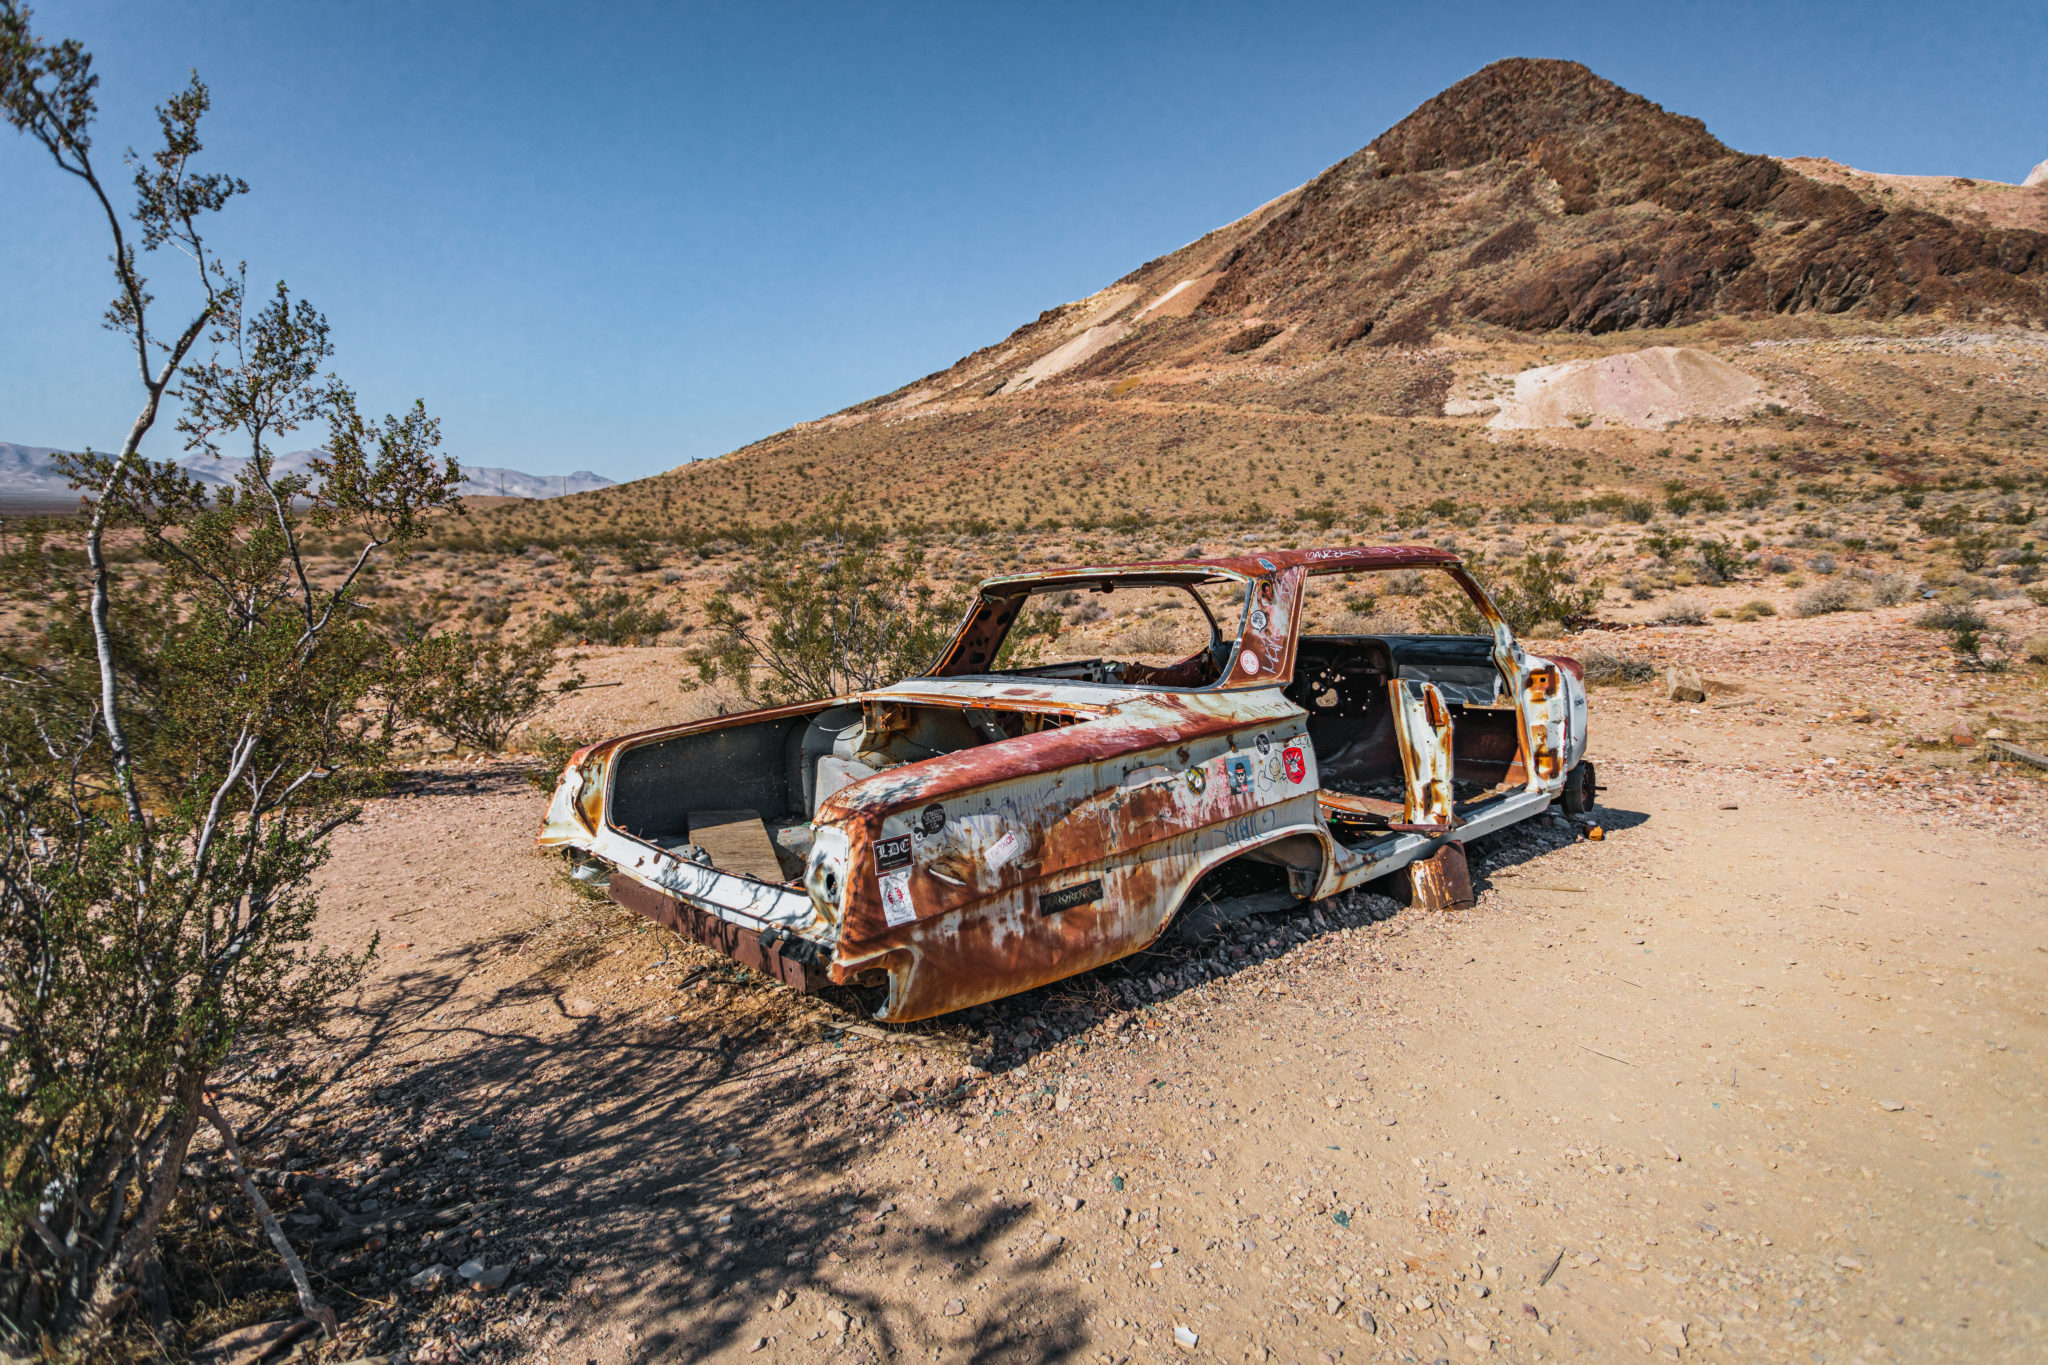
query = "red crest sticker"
xmin=1282 ymin=744 xmax=1307 ymax=784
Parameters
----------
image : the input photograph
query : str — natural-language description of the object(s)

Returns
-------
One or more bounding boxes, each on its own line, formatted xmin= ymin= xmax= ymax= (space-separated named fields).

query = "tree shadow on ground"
xmin=238 ymin=937 xmax=1093 ymax=1365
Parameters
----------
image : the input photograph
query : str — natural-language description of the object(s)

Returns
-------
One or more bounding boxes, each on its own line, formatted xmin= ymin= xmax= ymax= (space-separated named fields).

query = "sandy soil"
xmin=236 ymin=609 xmax=2048 ymax=1365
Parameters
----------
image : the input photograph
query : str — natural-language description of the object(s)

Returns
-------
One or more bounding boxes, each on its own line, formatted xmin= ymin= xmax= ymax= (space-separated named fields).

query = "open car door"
xmin=1388 ymin=679 xmax=1455 ymax=833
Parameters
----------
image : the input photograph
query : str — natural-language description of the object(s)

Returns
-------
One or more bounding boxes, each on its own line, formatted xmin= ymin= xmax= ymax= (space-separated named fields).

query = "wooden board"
xmin=688 ymin=809 xmax=786 ymax=883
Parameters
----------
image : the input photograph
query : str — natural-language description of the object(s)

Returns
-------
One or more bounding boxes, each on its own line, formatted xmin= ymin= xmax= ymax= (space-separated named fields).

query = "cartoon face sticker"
xmin=1255 ymin=733 xmax=1272 ymax=755
xmin=1225 ymin=754 xmax=1254 ymax=794
xmin=1185 ymin=766 xmax=1207 ymax=795
xmin=1283 ymin=744 xmax=1307 ymax=784
xmin=1249 ymin=608 xmax=1268 ymax=631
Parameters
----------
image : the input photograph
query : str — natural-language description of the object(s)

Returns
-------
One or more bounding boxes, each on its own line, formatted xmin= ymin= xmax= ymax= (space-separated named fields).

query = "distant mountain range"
xmin=0 ymin=442 xmax=614 ymax=507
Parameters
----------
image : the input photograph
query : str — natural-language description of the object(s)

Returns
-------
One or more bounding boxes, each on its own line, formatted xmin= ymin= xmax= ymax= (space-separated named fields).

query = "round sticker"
xmin=1241 ymin=652 xmax=1261 ymax=676
xmin=919 ymin=804 xmax=945 ymax=836
xmin=1249 ymin=608 xmax=1268 ymax=631
xmin=1255 ymin=733 xmax=1272 ymax=754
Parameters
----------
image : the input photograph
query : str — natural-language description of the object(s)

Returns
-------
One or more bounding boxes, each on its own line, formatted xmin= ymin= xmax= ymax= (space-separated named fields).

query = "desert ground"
xmin=173 ymin=587 xmax=2048 ymax=1365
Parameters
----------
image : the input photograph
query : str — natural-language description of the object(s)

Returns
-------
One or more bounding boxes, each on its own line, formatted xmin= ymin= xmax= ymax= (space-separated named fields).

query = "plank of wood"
xmin=1988 ymin=738 xmax=2048 ymax=770
xmin=687 ymin=809 xmax=786 ymax=883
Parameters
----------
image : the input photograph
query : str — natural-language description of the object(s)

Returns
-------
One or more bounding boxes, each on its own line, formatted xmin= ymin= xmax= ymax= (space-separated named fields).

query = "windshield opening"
xmin=962 ymin=572 xmax=1249 ymax=687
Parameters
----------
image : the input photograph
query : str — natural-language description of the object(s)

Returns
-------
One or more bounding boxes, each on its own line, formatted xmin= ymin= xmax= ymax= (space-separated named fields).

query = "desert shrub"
xmin=1626 ymin=579 xmax=1654 ymax=601
xmin=2021 ymin=633 xmax=2048 ymax=666
xmin=1791 ymin=580 xmax=1862 ymax=617
xmin=0 ymin=23 xmax=463 ymax=1340
xmin=1693 ymin=490 xmax=1730 ymax=515
xmin=2027 ymin=585 xmax=2048 ymax=607
xmin=617 ymin=539 xmax=666 ymax=573
xmin=389 ymin=625 xmax=582 ymax=751
xmin=546 ymin=586 xmax=674 ymax=644
xmin=1807 ymin=553 xmax=1838 ymax=575
xmin=1915 ymin=602 xmax=2011 ymax=670
xmin=1692 ymin=538 xmax=1742 ymax=584
xmin=1732 ymin=599 xmax=1777 ymax=622
xmin=520 ymin=727 xmax=585 ymax=792
xmin=1763 ymin=554 xmax=1795 ymax=573
xmin=691 ymin=539 xmax=968 ymax=705
xmin=1650 ymin=596 xmax=1708 ymax=625
xmin=1950 ymin=532 xmax=1995 ymax=572
xmin=1577 ymin=648 xmax=1657 ymax=685
xmin=1621 ymin=499 xmax=1654 ymax=523
xmin=1426 ymin=549 xmax=1603 ymax=635
xmin=1382 ymin=569 xmax=1429 ymax=596
xmin=1643 ymin=529 xmax=1691 ymax=561
xmin=1869 ymin=573 xmax=1914 ymax=606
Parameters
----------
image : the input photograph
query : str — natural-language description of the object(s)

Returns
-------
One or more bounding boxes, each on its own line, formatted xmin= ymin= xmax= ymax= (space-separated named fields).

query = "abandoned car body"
xmin=537 ymin=547 xmax=1592 ymax=1021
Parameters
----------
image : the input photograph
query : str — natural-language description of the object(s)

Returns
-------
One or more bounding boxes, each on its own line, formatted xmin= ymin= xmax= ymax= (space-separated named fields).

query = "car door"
xmin=1388 ymin=678 xmax=1455 ymax=830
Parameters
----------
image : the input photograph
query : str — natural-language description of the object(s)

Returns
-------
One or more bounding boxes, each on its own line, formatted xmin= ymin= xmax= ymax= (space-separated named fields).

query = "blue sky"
xmin=3 ymin=1 xmax=2043 ymax=482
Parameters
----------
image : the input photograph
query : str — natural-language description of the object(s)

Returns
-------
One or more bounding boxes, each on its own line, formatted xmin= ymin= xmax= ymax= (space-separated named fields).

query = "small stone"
xmin=942 ymin=1298 xmax=966 ymax=1317
xmin=1354 ymin=1309 xmax=1377 ymax=1334
xmin=466 ymin=1123 xmax=494 ymax=1139
xmin=407 ymin=1263 xmax=453 ymax=1291
xmin=771 ymin=1289 xmax=794 ymax=1310
xmin=1465 ymin=1333 xmax=1492 ymax=1353
xmin=1659 ymin=1318 xmax=1688 ymax=1348
xmin=1174 ymin=1325 xmax=1199 ymax=1349
xmin=1663 ymin=665 xmax=1706 ymax=704
xmin=1062 ymin=1196 xmax=1083 ymax=1211
xmin=746 ymin=1337 xmax=768 ymax=1353
xmin=825 ymin=1310 xmax=851 ymax=1334
xmin=456 ymin=1258 xmax=485 ymax=1280
xmin=1878 ymin=1099 xmax=1907 ymax=1112
xmin=1325 ymin=1295 xmax=1344 ymax=1315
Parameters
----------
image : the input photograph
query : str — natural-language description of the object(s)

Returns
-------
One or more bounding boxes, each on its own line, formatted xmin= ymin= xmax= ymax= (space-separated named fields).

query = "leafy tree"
xmin=691 ymin=538 xmax=963 ymax=704
xmin=0 ymin=8 xmax=459 ymax=1349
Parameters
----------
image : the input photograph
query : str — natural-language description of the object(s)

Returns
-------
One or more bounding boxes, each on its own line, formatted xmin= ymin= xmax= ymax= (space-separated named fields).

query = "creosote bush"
xmin=0 ymin=14 xmax=460 ymax=1349
xmin=1791 ymin=580 xmax=1863 ymax=617
xmin=689 ymin=538 xmax=966 ymax=705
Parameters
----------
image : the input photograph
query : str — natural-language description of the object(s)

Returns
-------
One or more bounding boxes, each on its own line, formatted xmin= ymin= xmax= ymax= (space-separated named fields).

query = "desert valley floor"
xmin=210 ymin=596 xmax=2048 ymax=1365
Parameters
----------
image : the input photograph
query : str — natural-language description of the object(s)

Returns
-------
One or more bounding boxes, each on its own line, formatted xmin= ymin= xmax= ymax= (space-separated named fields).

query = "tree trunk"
xmin=201 ymin=1101 xmax=336 ymax=1338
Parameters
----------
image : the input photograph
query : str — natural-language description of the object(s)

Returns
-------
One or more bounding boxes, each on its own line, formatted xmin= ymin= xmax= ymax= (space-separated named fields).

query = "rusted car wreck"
xmin=538 ymin=547 xmax=1592 ymax=1020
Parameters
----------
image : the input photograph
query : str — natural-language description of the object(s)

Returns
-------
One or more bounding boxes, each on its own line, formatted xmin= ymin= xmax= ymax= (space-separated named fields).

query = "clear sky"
xmin=3 ymin=1 xmax=2043 ymax=482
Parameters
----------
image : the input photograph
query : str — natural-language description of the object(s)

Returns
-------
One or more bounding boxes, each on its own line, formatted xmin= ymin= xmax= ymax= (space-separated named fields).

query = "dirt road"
xmin=269 ymin=632 xmax=2048 ymax=1365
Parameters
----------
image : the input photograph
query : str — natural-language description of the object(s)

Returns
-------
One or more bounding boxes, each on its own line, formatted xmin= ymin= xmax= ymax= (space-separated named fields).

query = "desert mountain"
xmin=0 ymin=441 xmax=614 ymax=508
xmin=465 ymin=58 xmax=2048 ymax=542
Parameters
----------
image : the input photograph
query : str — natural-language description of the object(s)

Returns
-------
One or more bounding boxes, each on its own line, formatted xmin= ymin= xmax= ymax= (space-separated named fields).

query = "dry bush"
xmin=1578 ymin=648 xmax=1657 ymax=685
xmin=1792 ymin=580 xmax=1864 ymax=617
xmin=1732 ymin=599 xmax=1777 ymax=622
xmin=2023 ymin=633 xmax=2048 ymax=667
xmin=1650 ymin=596 xmax=1708 ymax=625
xmin=1869 ymin=573 xmax=1914 ymax=606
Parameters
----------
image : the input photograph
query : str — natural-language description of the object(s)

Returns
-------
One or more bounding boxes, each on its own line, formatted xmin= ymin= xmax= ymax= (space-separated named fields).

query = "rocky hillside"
xmin=459 ymin=59 xmax=2048 ymax=543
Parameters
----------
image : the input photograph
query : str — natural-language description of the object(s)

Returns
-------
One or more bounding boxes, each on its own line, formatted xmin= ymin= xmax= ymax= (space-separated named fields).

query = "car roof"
xmin=977 ymin=544 xmax=1461 ymax=590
